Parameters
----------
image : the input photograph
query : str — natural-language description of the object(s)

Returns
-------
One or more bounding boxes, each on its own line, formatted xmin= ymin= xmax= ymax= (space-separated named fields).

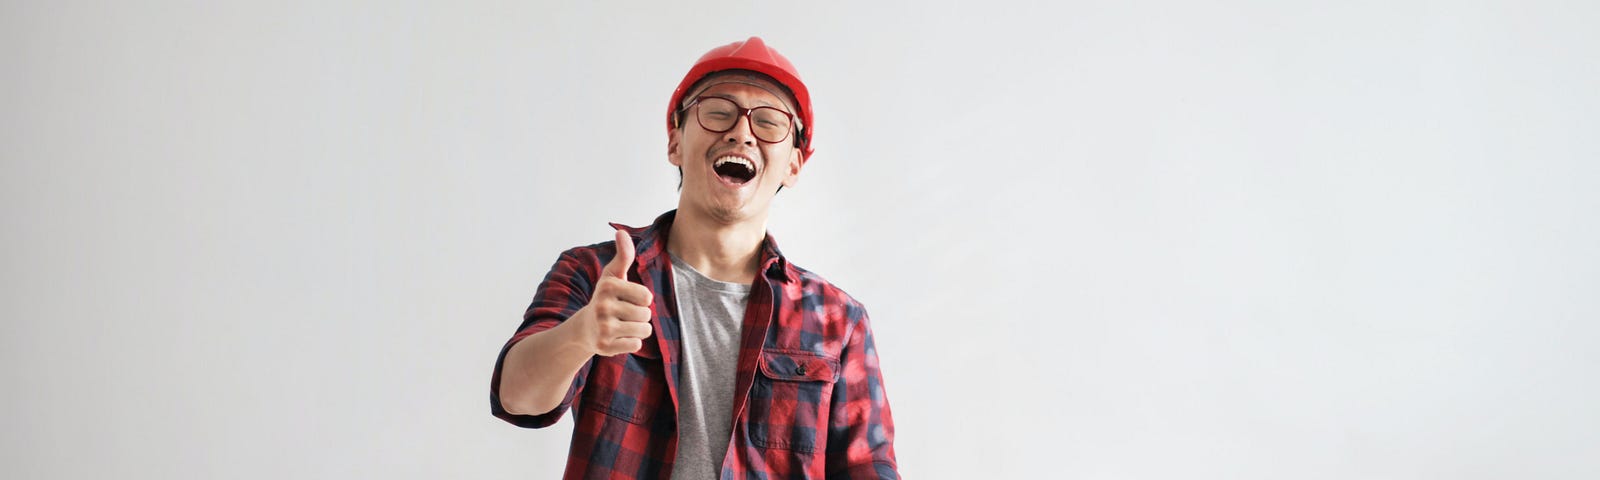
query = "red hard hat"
xmin=667 ymin=36 xmax=814 ymax=160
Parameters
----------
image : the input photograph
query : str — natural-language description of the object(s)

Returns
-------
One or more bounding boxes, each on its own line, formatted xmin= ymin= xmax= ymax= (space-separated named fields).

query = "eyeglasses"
xmin=679 ymin=96 xmax=797 ymax=144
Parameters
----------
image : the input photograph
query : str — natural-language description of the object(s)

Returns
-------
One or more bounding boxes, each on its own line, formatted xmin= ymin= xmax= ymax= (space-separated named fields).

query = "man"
xmin=490 ymin=37 xmax=899 ymax=479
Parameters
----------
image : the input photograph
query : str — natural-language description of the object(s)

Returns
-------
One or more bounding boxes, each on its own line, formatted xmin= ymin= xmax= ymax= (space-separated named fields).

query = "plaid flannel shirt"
xmin=490 ymin=210 xmax=899 ymax=479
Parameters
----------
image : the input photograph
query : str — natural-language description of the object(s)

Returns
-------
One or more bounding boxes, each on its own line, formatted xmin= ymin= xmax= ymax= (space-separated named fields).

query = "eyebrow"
xmin=690 ymin=84 xmax=791 ymax=110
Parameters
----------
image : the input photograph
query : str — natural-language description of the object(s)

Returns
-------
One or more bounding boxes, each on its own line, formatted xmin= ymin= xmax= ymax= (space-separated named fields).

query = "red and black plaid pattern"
xmin=491 ymin=210 xmax=899 ymax=479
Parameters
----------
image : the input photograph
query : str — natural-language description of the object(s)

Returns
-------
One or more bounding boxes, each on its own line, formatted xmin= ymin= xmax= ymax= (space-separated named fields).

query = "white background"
xmin=4 ymin=1 xmax=1598 ymax=478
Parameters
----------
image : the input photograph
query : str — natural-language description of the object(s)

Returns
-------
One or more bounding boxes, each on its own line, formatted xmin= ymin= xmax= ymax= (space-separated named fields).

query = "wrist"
xmin=549 ymin=313 xmax=599 ymax=358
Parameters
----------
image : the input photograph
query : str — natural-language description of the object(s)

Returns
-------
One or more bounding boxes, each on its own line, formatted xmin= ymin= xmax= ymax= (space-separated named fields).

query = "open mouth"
xmin=713 ymin=155 xmax=757 ymax=185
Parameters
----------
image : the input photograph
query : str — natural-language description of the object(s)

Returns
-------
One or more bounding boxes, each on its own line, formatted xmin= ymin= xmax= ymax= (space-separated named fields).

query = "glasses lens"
xmin=696 ymin=98 xmax=738 ymax=132
xmin=693 ymin=97 xmax=794 ymax=143
xmin=750 ymin=107 xmax=793 ymax=143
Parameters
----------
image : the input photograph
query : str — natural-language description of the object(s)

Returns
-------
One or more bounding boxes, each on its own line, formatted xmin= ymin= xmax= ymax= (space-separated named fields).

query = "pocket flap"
xmin=758 ymin=350 xmax=840 ymax=382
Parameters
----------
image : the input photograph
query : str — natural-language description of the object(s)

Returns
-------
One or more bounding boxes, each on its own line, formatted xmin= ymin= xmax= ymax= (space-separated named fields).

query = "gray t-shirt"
xmin=668 ymin=253 xmax=750 ymax=479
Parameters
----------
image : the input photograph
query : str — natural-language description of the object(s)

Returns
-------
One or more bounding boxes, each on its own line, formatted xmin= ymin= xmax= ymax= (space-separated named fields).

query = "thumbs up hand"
xmin=567 ymin=229 xmax=655 ymax=356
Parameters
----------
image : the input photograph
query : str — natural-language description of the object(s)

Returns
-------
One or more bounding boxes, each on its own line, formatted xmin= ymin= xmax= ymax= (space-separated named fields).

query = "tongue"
xmin=714 ymin=163 xmax=752 ymax=184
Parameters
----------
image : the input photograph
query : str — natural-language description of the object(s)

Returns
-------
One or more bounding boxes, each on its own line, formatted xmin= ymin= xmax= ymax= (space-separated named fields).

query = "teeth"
xmin=714 ymin=156 xmax=754 ymax=170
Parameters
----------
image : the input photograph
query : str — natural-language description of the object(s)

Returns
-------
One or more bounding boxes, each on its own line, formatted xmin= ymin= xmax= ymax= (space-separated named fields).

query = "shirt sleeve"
xmin=489 ymin=248 xmax=598 ymax=428
xmin=825 ymin=304 xmax=900 ymax=479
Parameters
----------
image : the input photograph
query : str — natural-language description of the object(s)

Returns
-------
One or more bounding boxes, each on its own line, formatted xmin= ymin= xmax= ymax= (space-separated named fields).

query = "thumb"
xmin=601 ymin=229 xmax=636 ymax=280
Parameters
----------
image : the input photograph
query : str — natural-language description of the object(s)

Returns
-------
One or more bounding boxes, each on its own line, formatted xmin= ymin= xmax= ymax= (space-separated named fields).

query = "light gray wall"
xmin=4 ymin=1 xmax=1597 ymax=478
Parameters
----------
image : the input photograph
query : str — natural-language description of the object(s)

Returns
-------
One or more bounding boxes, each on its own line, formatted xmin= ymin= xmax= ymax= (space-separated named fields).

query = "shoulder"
xmin=784 ymin=260 xmax=870 ymax=322
xmin=542 ymin=239 xmax=619 ymax=284
xmin=560 ymin=239 xmax=614 ymax=263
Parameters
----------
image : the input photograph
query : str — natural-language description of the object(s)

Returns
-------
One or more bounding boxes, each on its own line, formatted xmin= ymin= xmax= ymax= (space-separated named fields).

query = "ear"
xmin=667 ymin=127 xmax=683 ymax=167
xmin=780 ymin=148 xmax=806 ymax=188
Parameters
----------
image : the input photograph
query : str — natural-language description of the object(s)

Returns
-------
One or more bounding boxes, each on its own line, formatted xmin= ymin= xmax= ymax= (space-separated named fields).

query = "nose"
xmin=722 ymin=113 xmax=757 ymax=146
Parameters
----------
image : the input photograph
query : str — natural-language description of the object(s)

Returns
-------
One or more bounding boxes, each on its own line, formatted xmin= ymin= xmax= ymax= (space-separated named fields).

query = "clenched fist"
xmin=566 ymin=229 xmax=654 ymax=356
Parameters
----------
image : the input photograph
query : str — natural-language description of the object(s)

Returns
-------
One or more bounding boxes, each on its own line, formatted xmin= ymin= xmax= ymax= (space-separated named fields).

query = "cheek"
xmin=761 ymin=148 xmax=794 ymax=175
xmin=684 ymin=142 xmax=717 ymax=166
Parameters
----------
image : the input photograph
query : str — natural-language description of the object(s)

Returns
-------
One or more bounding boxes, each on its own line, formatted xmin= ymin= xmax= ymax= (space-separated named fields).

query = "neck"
xmin=666 ymin=207 xmax=767 ymax=284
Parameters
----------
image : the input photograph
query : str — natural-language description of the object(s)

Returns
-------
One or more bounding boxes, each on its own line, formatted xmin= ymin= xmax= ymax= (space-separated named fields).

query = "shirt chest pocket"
xmin=748 ymin=350 xmax=840 ymax=454
xmin=583 ymin=352 xmax=667 ymax=425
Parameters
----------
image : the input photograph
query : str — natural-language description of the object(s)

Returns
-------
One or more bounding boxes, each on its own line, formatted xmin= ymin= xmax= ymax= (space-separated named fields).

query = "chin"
xmin=705 ymin=194 xmax=766 ymax=223
xmin=685 ymin=178 xmax=770 ymax=223
xmin=704 ymin=201 xmax=751 ymax=223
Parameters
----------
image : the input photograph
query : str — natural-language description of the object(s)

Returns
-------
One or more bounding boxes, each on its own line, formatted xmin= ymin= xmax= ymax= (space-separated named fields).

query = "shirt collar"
xmin=609 ymin=209 xmax=792 ymax=283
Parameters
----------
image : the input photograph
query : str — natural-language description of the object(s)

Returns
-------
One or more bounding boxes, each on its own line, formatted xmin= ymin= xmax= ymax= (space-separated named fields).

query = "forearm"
xmin=497 ymin=321 xmax=595 ymax=415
